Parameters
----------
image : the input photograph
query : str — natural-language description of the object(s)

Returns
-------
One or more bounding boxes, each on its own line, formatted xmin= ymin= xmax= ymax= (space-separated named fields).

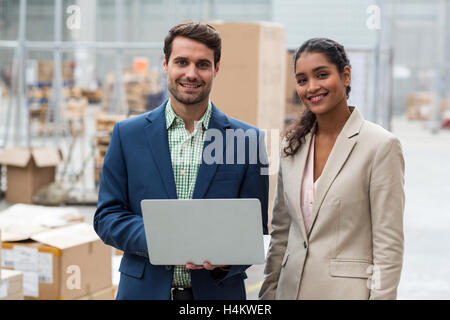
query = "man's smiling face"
xmin=164 ymin=36 xmax=220 ymax=106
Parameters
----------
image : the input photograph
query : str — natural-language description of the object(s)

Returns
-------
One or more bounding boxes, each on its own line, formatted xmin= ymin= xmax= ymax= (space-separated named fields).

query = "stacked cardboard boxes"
xmin=209 ymin=22 xmax=286 ymax=131
xmin=102 ymin=68 xmax=164 ymax=115
xmin=26 ymin=60 xmax=93 ymax=136
xmin=28 ymin=84 xmax=87 ymax=136
xmin=1 ymin=230 xmax=23 ymax=300
xmin=27 ymin=83 xmax=81 ymax=102
xmin=81 ymin=88 xmax=103 ymax=103
xmin=209 ymin=22 xmax=287 ymax=230
xmin=1 ymin=218 xmax=20 ymax=299
xmin=27 ymin=83 xmax=51 ymax=130
xmin=405 ymin=92 xmax=450 ymax=121
xmin=66 ymin=97 xmax=89 ymax=135
xmin=1 ymin=223 xmax=112 ymax=300
xmin=0 ymin=204 xmax=83 ymax=239
xmin=28 ymin=60 xmax=75 ymax=126
xmin=94 ymin=113 xmax=127 ymax=186
xmin=36 ymin=61 xmax=74 ymax=83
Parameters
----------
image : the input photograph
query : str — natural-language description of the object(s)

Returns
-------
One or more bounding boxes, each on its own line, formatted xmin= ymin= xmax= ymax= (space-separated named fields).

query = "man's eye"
xmin=318 ymin=73 xmax=328 ymax=78
xmin=198 ymin=63 xmax=210 ymax=68
xmin=175 ymin=60 xmax=186 ymax=65
xmin=297 ymin=79 xmax=306 ymax=85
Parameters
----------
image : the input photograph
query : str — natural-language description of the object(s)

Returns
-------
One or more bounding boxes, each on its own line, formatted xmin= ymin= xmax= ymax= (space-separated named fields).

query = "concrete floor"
xmin=1 ymin=110 xmax=450 ymax=299
xmin=392 ymin=117 xmax=450 ymax=300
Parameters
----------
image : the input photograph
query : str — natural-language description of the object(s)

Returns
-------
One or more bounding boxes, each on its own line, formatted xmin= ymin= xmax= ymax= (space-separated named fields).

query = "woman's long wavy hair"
xmin=283 ymin=38 xmax=351 ymax=157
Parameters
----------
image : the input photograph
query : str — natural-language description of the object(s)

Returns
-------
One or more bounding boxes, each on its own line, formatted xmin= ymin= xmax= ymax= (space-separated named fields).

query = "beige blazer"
xmin=259 ymin=107 xmax=405 ymax=300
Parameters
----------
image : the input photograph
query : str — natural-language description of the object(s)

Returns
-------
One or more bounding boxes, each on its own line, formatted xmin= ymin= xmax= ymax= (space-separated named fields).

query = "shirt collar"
xmin=165 ymin=99 xmax=212 ymax=131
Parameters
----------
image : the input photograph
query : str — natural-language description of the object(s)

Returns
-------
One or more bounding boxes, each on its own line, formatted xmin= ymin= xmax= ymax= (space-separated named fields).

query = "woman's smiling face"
xmin=294 ymin=51 xmax=350 ymax=116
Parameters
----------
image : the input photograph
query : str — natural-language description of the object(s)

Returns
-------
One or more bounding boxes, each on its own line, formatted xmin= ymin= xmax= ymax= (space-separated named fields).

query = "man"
xmin=94 ymin=22 xmax=268 ymax=300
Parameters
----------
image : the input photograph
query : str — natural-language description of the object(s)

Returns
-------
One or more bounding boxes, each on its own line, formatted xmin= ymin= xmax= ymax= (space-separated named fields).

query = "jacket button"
xmin=303 ymin=241 xmax=307 ymax=249
xmin=165 ymin=265 xmax=172 ymax=270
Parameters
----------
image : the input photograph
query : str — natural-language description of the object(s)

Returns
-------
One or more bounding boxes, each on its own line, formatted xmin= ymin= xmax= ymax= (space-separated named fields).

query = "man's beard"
xmin=168 ymin=80 xmax=212 ymax=105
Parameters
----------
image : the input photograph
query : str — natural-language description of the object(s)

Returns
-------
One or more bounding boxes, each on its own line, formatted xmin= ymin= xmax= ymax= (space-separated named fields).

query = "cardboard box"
xmin=81 ymin=89 xmax=103 ymax=103
xmin=0 ymin=147 xmax=62 ymax=204
xmin=1 ymin=223 xmax=112 ymax=300
xmin=210 ymin=22 xmax=286 ymax=131
xmin=0 ymin=269 xmax=24 ymax=300
xmin=0 ymin=203 xmax=83 ymax=242
xmin=37 ymin=61 xmax=74 ymax=83
xmin=94 ymin=113 xmax=127 ymax=185
xmin=66 ymin=97 xmax=88 ymax=135
xmin=405 ymin=92 xmax=449 ymax=121
xmin=101 ymin=67 xmax=163 ymax=114
xmin=209 ymin=22 xmax=287 ymax=231
xmin=77 ymin=286 xmax=115 ymax=300
xmin=37 ymin=61 xmax=53 ymax=83
xmin=113 ymin=285 xmax=118 ymax=299
xmin=95 ymin=113 xmax=126 ymax=133
xmin=111 ymin=248 xmax=122 ymax=291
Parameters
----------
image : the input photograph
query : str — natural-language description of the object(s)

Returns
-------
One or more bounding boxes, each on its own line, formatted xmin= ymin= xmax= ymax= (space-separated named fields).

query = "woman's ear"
xmin=342 ymin=65 xmax=351 ymax=87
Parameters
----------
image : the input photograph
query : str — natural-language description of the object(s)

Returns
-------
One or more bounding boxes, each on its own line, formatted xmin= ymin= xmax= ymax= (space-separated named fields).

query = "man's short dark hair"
xmin=164 ymin=22 xmax=221 ymax=67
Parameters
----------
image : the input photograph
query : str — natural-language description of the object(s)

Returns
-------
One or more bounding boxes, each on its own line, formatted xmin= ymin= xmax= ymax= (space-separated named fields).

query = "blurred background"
xmin=0 ymin=0 xmax=449 ymax=300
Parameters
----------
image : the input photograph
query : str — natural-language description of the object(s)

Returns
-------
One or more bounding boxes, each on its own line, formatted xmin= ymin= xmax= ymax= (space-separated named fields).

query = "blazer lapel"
xmin=286 ymin=131 xmax=313 ymax=242
xmin=192 ymin=103 xmax=231 ymax=199
xmin=308 ymin=107 xmax=364 ymax=235
xmin=143 ymin=102 xmax=177 ymax=199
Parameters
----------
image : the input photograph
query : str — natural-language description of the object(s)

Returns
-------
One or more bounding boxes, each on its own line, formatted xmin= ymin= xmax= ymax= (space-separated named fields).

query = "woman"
xmin=259 ymin=38 xmax=405 ymax=300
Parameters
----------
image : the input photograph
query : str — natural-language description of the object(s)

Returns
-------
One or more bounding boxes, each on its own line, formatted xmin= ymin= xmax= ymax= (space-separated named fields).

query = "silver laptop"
xmin=141 ymin=198 xmax=265 ymax=265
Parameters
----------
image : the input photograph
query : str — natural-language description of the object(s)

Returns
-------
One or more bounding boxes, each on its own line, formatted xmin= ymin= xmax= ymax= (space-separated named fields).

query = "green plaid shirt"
xmin=166 ymin=99 xmax=212 ymax=288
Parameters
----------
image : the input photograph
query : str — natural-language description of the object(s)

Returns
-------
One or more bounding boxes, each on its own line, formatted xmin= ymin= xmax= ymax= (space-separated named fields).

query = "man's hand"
xmin=182 ymin=261 xmax=228 ymax=270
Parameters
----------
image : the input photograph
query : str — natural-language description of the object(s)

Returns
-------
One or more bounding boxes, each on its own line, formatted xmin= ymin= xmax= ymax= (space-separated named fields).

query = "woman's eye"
xmin=297 ymin=79 xmax=306 ymax=85
xmin=318 ymin=73 xmax=328 ymax=78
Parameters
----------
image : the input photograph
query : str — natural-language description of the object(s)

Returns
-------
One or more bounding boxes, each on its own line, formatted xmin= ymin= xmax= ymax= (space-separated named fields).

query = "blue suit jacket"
xmin=94 ymin=101 xmax=269 ymax=300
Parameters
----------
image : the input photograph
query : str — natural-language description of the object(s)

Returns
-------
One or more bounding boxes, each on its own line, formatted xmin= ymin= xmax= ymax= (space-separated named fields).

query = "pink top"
xmin=301 ymin=134 xmax=319 ymax=235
